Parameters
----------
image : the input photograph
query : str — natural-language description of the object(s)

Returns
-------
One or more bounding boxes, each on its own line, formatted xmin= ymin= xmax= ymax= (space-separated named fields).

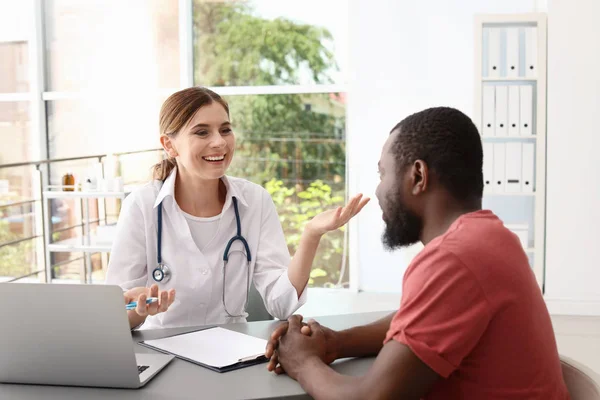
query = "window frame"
xmin=6 ymin=0 xmax=358 ymax=291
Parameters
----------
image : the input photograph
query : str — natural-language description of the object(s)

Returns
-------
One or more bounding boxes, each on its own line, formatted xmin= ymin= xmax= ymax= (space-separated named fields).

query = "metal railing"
xmin=0 ymin=148 xmax=163 ymax=283
xmin=0 ymin=137 xmax=347 ymax=284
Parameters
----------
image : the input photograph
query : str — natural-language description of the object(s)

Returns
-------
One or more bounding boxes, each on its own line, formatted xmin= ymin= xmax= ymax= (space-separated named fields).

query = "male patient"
xmin=265 ymin=107 xmax=570 ymax=399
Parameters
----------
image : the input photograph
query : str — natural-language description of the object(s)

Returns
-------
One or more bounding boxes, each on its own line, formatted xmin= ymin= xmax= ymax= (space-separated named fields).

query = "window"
xmin=0 ymin=0 xmax=353 ymax=288
xmin=39 ymin=0 xmax=182 ymax=282
xmin=46 ymin=99 xmax=165 ymax=159
xmin=0 ymin=42 xmax=29 ymax=92
xmin=44 ymin=0 xmax=180 ymax=91
xmin=192 ymin=1 xmax=350 ymax=287
xmin=0 ymin=31 xmax=39 ymax=281
xmin=0 ymin=162 xmax=41 ymax=282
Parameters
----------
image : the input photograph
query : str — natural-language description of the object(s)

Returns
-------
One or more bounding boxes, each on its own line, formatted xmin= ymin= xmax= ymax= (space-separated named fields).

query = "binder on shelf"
xmin=506 ymin=27 xmax=520 ymax=78
xmin=495 ymin=85 xmax=508 ymax=136
xmin=522 ymin=142 xmax=535 ymax=193
xmin=524 ymin=26 xmax=538 ymax=78
xmin=492 ymin=143 xmax=506 ymax=193
xmin=505 ymin=143 xmax=523 ymax=193
xmin=482 ymin=85 xmax=495 ymax=136
xmin=483 ymin=142 xmax=494 ymax=194
xmin=508 ymin=85 xmax=520 ymax=136
xmin=520 ymin=85 xmax=533 ymax=136
xmin=487 ymin=27 xmax=501 ymax=78
xmin=505 ymin=223 xmax=529 ymax=249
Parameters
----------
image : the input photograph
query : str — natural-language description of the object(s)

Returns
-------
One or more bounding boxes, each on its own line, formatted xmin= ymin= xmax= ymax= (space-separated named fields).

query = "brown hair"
xmin=153 ymin=87 xmax=230 ymax=180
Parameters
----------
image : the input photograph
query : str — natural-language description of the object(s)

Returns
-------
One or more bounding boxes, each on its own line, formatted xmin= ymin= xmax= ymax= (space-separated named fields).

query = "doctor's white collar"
xmin=152 ymin=168 xmax=249 ymax=210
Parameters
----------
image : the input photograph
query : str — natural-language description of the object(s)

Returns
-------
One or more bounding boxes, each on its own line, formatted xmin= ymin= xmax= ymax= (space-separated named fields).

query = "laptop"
xmin=0 ymin=283 xmax=174 ymax=389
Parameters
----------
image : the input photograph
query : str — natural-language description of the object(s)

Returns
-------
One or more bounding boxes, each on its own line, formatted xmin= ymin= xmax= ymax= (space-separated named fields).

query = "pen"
xmin=126 ymin=297 xmax=159 ymax=310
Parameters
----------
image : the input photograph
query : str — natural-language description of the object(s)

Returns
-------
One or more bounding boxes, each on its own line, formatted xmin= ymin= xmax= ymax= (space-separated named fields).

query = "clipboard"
xmin=139 ymin=327 xmax=269 ymax=373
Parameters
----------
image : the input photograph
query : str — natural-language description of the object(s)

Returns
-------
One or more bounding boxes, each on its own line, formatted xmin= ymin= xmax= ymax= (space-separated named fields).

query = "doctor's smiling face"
xmin=158 ymin=87 xmax=235 ymax=181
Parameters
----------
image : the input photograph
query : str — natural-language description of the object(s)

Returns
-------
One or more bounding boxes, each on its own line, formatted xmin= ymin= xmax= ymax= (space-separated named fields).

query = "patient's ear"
xmin=410 ymin=160 xmax=429 ymax=195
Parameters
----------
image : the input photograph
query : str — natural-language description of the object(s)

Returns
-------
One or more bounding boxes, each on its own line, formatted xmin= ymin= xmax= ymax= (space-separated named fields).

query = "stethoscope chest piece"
xmin=152 ymin=263 xmax=171 ymax=283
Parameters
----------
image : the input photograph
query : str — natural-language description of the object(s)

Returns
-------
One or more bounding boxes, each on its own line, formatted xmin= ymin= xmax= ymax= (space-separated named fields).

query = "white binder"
xmin=482 ymin=86 xmax=495 ymax=136
xmin=495 ymin=86 xmax=508 ymax=136
xmin=483 ymin=142 xmax=494 ymax=194
xmin=505 ymin=224 xmax=529 ymax=249
xmin=506 ymin=27 xmax=519 ymax=78
xmin=508 ymin=85 xmax=520 ymax=136
xmin=522 ymin=142 xmax=535 ymax=193
xmin=492 ymin=143 xmax=506 ymax=193
xmin=487 ymin=27 xmax=501 ymax=78
xmin=505 ymin=142 xmax=522 ymax=193
xmin=520 ymin=85 xmax=533 ymax=136
xmin=525 ymin=26 xmax=538 ymax=78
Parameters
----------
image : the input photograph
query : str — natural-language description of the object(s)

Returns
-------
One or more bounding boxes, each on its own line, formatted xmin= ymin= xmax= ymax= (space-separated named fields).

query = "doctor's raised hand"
xmin=305 ymin=194 xmax=370 ymax=237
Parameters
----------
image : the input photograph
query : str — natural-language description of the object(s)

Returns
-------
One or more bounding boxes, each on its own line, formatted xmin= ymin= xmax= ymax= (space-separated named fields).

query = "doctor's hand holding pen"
xmin=124 ymin=284 xmax=176 ymax=329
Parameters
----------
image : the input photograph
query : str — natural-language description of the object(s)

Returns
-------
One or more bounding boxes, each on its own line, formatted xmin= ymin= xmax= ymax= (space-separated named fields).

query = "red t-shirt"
xmin=384 ymin=210 xmax=570 ymax=399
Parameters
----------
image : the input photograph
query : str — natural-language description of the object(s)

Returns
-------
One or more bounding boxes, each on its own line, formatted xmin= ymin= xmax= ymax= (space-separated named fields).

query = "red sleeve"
xmin=384 ymin=246 xmax=492 ymax=378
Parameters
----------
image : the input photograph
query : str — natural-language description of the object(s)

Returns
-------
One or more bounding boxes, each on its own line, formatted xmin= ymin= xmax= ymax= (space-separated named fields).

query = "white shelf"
xmin=48 ymin=235 xmax=113 ymax=253
xmin=43 ymin=185 xmax=137 ymax=199
xmin=481 ymin=135 xmax=536 ymax=140
xmin=475 ymin=13 xmax=547 ymax=290
xmin=484 ymin=192 xmax=536 ymax=197
xmin=482 ymin=77 xmax=537 ymax=82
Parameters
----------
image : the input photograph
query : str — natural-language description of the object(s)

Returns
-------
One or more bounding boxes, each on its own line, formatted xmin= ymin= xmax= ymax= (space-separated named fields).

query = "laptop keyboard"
xmin=138 ymin=365 xmax=150 ymax=374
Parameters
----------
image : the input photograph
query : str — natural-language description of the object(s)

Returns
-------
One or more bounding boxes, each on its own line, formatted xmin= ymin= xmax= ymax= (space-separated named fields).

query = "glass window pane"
xmin=0 ymin=1 xmax=33 ymax=42
xmin=0 ymin=237 xmax=41 ymax=282
xmin=44 ymin=0 xmax=180 ymax=91
xmin=0 ymin=165 xmax=36 ymax=206
xmin=193 ymin=0 xmax=348 ymax=86
xmin=118 ymin=150 xmax=163 ymax=186
xmin=0 ymin=164 xmax=41 ymax=282
xmin=47 ymin=99 xmax=163 ymax=159
xmin=226 ymin=92 xmax=347 ymax=287
xmin=0 ymin=199 xmax=36 ymax=242
xmin=0 ymin=41 xmax=29 ymax=92
xmin=0 ymin=102 xmax=33 ymax=164
xmin=51 ymin=253 xmax=103 ymax=283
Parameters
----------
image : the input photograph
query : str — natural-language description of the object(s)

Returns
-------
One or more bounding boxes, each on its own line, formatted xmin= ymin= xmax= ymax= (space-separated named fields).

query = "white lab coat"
xmin=105 ymin=168 xmax=307 ymax=329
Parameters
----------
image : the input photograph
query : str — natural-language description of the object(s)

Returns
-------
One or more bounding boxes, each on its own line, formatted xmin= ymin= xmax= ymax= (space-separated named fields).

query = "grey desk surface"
xmin=0 ymin=310 xmax=392 ymax=400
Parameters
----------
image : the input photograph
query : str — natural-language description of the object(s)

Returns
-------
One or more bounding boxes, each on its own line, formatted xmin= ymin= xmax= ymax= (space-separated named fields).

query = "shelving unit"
xmin=41 ymin=185 xmax=135 ymax=283
xmin=482 ymin=77 xmax=537 ymax=82
xmin=474 ymin=13 xmax=547 ymax=289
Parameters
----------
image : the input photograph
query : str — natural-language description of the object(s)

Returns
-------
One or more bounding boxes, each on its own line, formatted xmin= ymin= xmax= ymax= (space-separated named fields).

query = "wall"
xmin=544 ymin=0 xmax=600 ymax=315
xmin=346 ymin=0 xmax=542 ymax=292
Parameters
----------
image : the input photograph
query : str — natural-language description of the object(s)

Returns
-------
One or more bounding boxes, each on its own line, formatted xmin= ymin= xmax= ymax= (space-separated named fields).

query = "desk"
xmin=0 ymin=311 xmax=392 ymax=400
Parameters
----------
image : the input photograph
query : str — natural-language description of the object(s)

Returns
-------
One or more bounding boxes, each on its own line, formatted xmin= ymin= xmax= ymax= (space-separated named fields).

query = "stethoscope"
xmin=152 ymin=196 xmax=252 ymax=318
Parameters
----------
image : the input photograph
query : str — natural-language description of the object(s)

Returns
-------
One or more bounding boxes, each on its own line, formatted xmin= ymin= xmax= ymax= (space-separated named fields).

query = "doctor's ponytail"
xmin=153 ymin=86 xmax=230 ymax=181
xmin=153 ymin=157 xmax=177 ymax=181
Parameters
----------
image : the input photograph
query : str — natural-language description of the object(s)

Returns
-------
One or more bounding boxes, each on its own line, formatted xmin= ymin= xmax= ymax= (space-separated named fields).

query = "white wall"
xmin=544 ymin=0 xmax=600 ymax=315
xmin=347 ymin=0 xmax=541 ymax=292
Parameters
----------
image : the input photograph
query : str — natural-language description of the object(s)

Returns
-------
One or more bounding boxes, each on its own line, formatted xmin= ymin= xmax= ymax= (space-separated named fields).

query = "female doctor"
xmin=105 ymin=87 xmax=368 ymax=330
